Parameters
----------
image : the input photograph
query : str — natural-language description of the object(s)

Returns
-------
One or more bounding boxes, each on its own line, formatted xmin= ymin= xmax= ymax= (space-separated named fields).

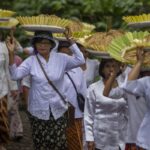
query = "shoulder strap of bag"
xmin=36 ymin=55 xmax=66 ymax=103
xmin=66 ymin=72 xmax=78 ymax=94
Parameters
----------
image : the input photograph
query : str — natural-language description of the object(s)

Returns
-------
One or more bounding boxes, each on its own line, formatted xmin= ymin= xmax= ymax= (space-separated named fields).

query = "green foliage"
xmin=0 ymin=0 xmax=150 ymax=47
xmin=0 ymin=0 xmax=146 ymax=27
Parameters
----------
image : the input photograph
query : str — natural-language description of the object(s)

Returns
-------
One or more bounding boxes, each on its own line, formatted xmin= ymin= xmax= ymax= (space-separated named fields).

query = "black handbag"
xmin=66 ymin=72 xmax=85 ymax=112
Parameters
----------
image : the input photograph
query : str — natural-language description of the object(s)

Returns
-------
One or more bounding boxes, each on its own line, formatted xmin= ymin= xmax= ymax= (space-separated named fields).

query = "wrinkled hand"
xmin=63 ymin=26 xmax=75 ymax=44
xmin=10 ymin=90 xmax=18 ymax=100
xmin=64 ymin=26 xmax=72 ymax=40
xmin=87 ymin=141 xmax=95 ymax=150
xmin=136 ymin=47 xmax=145 ymax=63
xmin=5 ymin=36 xmax=15 ymax=54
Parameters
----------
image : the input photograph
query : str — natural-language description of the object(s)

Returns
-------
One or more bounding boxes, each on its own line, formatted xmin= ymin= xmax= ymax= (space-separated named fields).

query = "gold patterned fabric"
xmin=0 ymin=96 xmax=9 ymax=145
xmin=66 ymin=106 xmax=83 ymax=150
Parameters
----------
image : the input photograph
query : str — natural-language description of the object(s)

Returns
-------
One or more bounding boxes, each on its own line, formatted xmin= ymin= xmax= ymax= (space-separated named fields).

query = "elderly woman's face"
xmin=35 ymin=39 xmax=52 ymax=55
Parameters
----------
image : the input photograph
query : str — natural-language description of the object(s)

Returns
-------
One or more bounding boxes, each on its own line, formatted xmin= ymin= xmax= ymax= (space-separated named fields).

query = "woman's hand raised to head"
xmin=5 ymin=36 xmax=15 ymax=54
xmin=64 ymin=26 xmax=75 ymax=44
xmin=64 ymin=26 xmax=71 ymax=39
xmin=6 ymin=36 xmax=15 ymax=65
xmin=136 ymin=47 xmax=145 ymax=64
xmin=128 ymin=47 xmax=145 ymax=81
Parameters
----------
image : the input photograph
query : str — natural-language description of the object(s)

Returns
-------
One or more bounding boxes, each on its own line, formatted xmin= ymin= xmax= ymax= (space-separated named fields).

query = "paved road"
xmin=6 ymin=110 xmax=34 ymax=150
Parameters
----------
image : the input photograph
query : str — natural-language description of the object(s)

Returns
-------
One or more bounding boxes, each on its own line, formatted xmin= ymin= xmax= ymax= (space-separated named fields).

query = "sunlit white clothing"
xmin=0 ymin=42 xmax=18 ymax=99
xmin=84 ymin=58 xmax=99 ymax=87
xmin=24 ymin=46 xmax=34 ymax=55
xmin=123 ymin=77 xmax=150 ymax=150
xmin=110 ymin=85 xmax=148 ymax=144
xmin=84 ymin=78 xmax=128 ymax=150
xmin=21 ymin=68 xmax=87 ymax=118
xmin=21 ymin=75 xmax=31 ymax=88
xmin=119 ymin=66 xmax=132 ymax=81
xmin=9 ymin=43 xmax=85 ymax=120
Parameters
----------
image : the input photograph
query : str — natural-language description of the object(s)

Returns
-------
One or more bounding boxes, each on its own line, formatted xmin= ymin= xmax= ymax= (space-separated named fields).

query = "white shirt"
xmin=84 ymin=58 xmax=99 ymax=87
xmin=21 ymin=75 xmax=31 ymax=88
xmin=24 ymin=46 xmax=34 ymax=55
xmin=64 ymin=67 xmax=87 ymax=118
xmin=84 ymin=79 xmax=128 ymax=150
xmin=9 ymin=43 xmax=85 ymax=120
xmin=119 ymin=66 xmax=132 ymax=81
xmin=0 ymin=42 xmax=18 ymax=98
xmin=123 ymin=77 xmax=150 ymax=150
xmin=15 ymin=40 xmax=23 ymax=53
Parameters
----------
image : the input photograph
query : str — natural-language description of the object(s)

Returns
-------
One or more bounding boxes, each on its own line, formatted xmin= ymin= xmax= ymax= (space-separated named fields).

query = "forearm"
xmin=9 ymin=52 xmax=15 ymax=65
xmin=70 ymin=43 xmax=83 ymax=58
xmin=5 ymin=50 xmax=18 ymax=90
xmin=22 ymin=86 xmax=29 ymax=109
xmin=66 ymin=43 xmax=85 ymax=69
xmin=128 ymin=48 xmax=145 ymax=81
xmin=128 ymin=61 xmax=142 ymax=80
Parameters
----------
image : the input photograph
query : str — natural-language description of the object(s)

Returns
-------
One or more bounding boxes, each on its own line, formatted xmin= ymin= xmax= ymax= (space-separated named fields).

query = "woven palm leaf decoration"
xmin=108 ymin=31 xmax=150 ymax=67
xmin=53 ymin=21 xmax=94 ymax=40
xmin=67 ymin=20 xmax=95 ymax=33
xmin=0 ymin=9 xmax=15 ymax=18
xmin=67 ymin=20 xmax=84 ymax=33
xmin=123 ymin=14 xmax=150 ymax=28
xmin=17 ymin=15 xmax=71 ymax=27
xmin=0 ymin=18 xmax=19 ymax=29
xmin=78 ymin=29 xmax=124 ymax=52
xmin=53 ymin=31 xmax=91 ymax=41
xmin=82 ymin=22 xmax=95 ymax=32
xmin=123 ymin=14 xmax=150 ymax=23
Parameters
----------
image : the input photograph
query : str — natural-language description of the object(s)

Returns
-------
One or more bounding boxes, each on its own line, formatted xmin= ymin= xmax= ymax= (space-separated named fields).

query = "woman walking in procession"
xmin=0 ymin=31 xmax=18 ymax=150
xmin=6 ymin=28 xmax=85 ymax=150
xmin=84 ymin=58 xmax=128 ymax=150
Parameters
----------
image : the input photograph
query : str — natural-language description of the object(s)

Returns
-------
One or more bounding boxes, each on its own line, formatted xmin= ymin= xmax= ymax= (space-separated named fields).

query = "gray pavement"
xmin=6 ymin=110 xmax=34 ymax=150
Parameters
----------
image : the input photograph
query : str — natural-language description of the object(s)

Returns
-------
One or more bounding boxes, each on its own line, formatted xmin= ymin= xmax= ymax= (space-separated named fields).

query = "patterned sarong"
xmin=0 ymin=96 xmax=9 ymax=145
xmin=28 ymin=112 xmax=67 ymax=150
xmin=66 ymin=106 xmax=83 ymax=150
